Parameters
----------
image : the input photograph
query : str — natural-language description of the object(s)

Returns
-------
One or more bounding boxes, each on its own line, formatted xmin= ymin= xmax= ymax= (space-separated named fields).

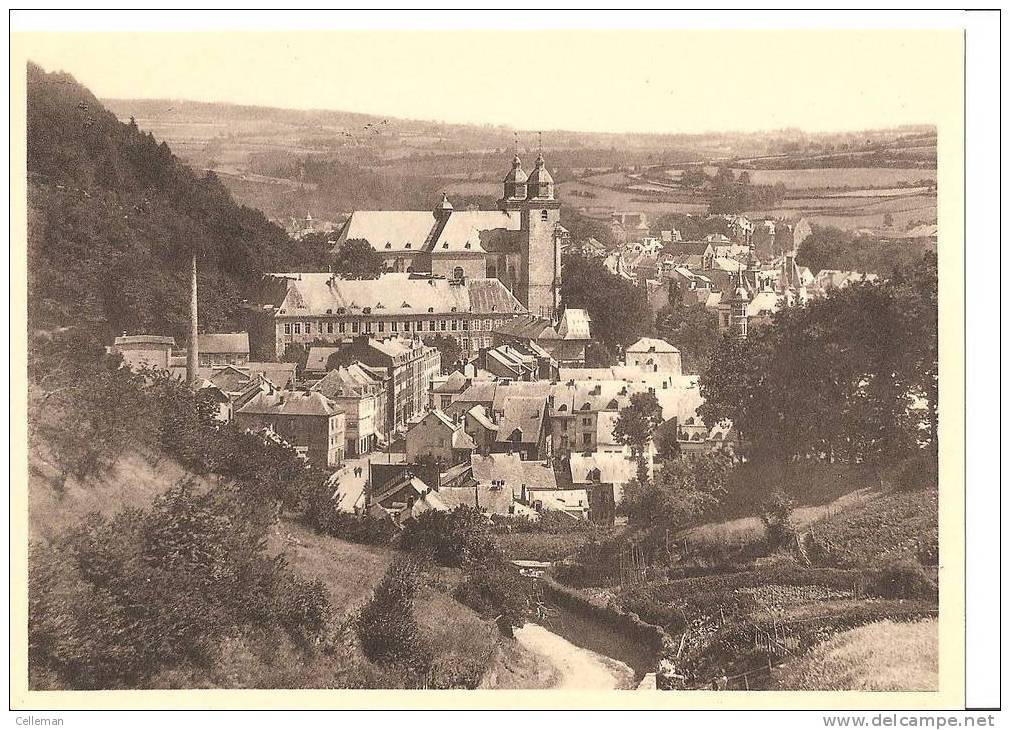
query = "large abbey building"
xmin=332 ymin=153 xmax=564 ymax=320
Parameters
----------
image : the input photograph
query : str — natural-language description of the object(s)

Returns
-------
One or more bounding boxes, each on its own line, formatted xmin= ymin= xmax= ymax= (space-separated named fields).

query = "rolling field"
xmin=771 ymin=619 xmax=938 ymax=691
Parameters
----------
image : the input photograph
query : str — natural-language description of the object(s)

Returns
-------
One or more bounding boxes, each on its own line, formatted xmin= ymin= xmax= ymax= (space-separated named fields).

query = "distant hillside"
xmin=101 ymin=96 xmax=935 ymax=226
xmin=26 ymin=63 xmax=328 ymax=342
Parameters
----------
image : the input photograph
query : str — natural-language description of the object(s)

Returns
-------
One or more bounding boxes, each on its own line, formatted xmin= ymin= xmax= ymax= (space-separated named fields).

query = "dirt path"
xmin=514 ymin=623 xmax=636 ymax=690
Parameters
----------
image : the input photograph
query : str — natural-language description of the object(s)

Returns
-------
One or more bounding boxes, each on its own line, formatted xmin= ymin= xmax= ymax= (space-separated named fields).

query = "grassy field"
xmin=28 ymin=445 xmax=216 ymax=544
xmin=807 ymin=487 xmax=939 ymax=568
xmin=771 ymin=619 xmax=938 ymax=691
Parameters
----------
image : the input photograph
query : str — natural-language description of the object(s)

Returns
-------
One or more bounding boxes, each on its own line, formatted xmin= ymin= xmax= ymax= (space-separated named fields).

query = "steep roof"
xmin=466 ymin=404 xmax=498 ymax=431
xmin=470 ymin=453 xmax=557 ymax=491
xmin=305 ymin=346 xmax=340 ymax=373
xmin=198 ymin=332 xmax=249 ymax=354
xmin=272 ymin=273 xmax=525 ymax=318
xmin=627 ymin=337 xmax=680 ymax=354
xmin=247 ymin=362 xmax=297 ymax=390
xmin=433 ymin=370 xmax=469 ymax=394
xmin=237 ymin=390 xmax=342 ymax=417
xmin=558 ymin=308 xmax=592 ymax=340
xmin=312 ymin=363 xmax=381 ymax=399
xmin=335 ymin=208 xmax=522 ymax=255
xmin=114 ymin=334 xmax=176 ymax=348
xmin=496 ymin=396 xmax=546 ymax=445
xmin=493 ymin=314 xmax=559 ymax=340
xmin=337 ymin=211 xmax=437 ymax=254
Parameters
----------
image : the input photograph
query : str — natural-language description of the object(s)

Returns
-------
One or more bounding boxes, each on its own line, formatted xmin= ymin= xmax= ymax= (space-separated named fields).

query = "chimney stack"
xmin=187 ymin=253 xmax=199 ymax=385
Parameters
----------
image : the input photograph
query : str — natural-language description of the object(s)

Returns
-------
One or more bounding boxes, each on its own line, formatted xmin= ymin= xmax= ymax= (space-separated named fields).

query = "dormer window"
xmin=464 ymin=242 xmax=471 ymax=249
xmin=405 ymin=242 xmax=412 ymax=249
xmin=385 ymin=242 xmax=392 ymax=249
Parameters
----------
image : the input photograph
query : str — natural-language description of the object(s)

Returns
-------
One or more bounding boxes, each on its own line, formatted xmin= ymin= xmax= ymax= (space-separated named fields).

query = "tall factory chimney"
xmin=186 ymin=253 xmax=199 ymax=385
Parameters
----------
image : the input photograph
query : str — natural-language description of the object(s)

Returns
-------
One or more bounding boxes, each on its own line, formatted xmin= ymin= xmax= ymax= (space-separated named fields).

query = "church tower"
xmin=498 ymin=147 xmax=561 ymax=321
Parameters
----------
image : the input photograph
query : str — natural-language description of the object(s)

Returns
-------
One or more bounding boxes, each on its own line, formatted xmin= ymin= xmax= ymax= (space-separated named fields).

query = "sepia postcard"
xmin=9 ymin=15 xmax=971 ymax=713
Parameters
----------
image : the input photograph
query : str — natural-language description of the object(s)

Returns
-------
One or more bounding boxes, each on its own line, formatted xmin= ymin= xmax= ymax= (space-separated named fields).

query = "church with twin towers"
xmin=332 ymin=149 xmax=565 ymax=320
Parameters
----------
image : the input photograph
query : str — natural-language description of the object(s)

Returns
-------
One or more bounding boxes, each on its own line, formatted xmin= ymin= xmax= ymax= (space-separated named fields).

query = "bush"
xmin=455 ymin=559 xmax=530 ymax=630
xmin=620 ymin=587 xmax=688 ymax=635
xmin=887 ymin=451 xmax=938 ymax=492
xmin=356 ymin=557 xmax=431 ymax=674
xmin=760 ymin=490 xmax=796 ymax=549
xmin=400 ymin=506 xmax=498 ymax=567
xmin=28 ymin=483 xmax=330 ymax=689
xmin=862 ymin=561 xmax=937 ymax=601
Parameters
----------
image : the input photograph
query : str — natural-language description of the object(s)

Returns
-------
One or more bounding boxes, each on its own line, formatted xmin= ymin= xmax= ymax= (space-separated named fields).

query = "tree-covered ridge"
xmin=26 ymin=62 xmax=329 ymax=340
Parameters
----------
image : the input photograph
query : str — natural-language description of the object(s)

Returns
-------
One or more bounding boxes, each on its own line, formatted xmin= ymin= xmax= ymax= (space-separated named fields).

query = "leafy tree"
xmin=560 ymin=254 xmax=653 ymax=352
xmin=423 ymin=334 xmax=461 ymax=373
xmin=680 ymin=167 xmax=710 ymax=188
xmin=759 ymin=490 xmax=796 ymax=549
xmin=356 ymin=556 xmax=430 ymax=674
xmin=613 ymin=392 xmax=664 ymax=484
xmin=29 ymin=482 xmax=329 ymax=689
xmin=699 ymin=255 xmax=937 ymax=468
xmin=655 ymin=301 xmax=720 ymax=371
xmin=584 ymin=340 xmax=618 ymax=367
xmin=619 ymin=452 xmax=731 ymax=529
xmin=332 ymin=238 xmax=383 ymax=278
xmin=26 ymin=63 xmax=319 ymax=341
xmin=797 ymin=224 xmax=934 ymax=277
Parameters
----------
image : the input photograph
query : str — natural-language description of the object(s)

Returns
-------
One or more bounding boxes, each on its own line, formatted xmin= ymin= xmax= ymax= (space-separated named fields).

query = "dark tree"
xmin=613 ymin=391 xmax=664 ymax=484
xmin=331 ymin=238 xmax=383 ymax=278
xmin=560 ymin=254 xmax=653 ymax=352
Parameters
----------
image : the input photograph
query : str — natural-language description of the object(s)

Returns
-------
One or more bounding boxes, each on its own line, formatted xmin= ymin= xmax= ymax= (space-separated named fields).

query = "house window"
xmin=430 ymin=321 xmax=436 ymax=331
xmin=352 ymin=322 xmax=359 ymax=333
xmin=440 ymin=320 xmax=447 ymax=331
xmin=326 ymin=322 xmax=334 ymax=334
xmin=582 ymin=433 xmax=591 ymax=445
xmin=450 ymin=320 xmax=458 ymax=331
xmin=378 ymin=322 xmax=385 ymax=333
xmin=582 ymin=417 xmax=591 ymax=427
xmin=453 ymin=266 xmax=464 ymax=279
xmin=339 ymin=322 xmax=346 ymax=334
xmin=304 ymin=322 xmax=311 ymax=334
xmin=391 ymin=321 xmax=398 ymax=332
xmin=293 ymin=323 xmax=301 ymax=335
xmin=541 ymin=210 xmax=549 ymax=222
xmin=284 ymin=323 xmax=291 ymax=335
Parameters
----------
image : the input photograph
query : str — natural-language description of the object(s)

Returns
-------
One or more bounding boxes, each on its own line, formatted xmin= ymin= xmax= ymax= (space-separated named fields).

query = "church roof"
xmin=527 ymin=154 xmax=554 ymax=185
xmin=503 ymin=155 xmax=528 ymax=183
xmin=335 ymin=208 xmax=521 ymax=255
xmin=270 ymin=273 xmax=525 ymax=318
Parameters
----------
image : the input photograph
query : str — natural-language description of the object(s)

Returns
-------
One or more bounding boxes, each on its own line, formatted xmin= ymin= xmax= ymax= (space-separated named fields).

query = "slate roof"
xmin=432 ymin=370 xmax=469 ymax=394
xmin=305 ymin=346 xmax=340 ymax=373
xmin=335 ymin=208 xmax=522 ymax=255
xmin=626 ymin=337 xmax=680 ymax=354
xmin=470 ymin=453 xmax=557 ymax=491
xmin=198 ymin=332 xmax=250 ymax=355
xmin=496 ymin=396 xmax=546 ymax=445
xmin=238 ymin=390 xmax=343 ymax=417
xmin=272 ymin=273 xmax=525 ymax=318
xmin=312 ymin=364 xmax=382 ymax=399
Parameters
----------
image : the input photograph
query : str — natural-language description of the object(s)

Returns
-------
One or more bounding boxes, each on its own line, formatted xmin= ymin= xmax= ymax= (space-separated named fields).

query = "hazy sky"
xmin=17 ymin=29 xmax=956 ymax=135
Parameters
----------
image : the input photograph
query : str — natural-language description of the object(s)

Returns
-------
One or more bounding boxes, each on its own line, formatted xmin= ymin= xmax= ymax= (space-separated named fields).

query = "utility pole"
xmin=186 ymin=253 xmax=199 ymax=385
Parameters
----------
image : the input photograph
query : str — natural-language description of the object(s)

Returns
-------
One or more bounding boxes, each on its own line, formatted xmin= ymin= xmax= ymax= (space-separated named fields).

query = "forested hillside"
xmin=26 ymin=62 xmax=328 ymax=341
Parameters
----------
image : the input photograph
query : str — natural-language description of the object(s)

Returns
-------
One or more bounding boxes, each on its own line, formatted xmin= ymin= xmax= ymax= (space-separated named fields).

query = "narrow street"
xmin=513 ymin=623 xmax=636 ymax=690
